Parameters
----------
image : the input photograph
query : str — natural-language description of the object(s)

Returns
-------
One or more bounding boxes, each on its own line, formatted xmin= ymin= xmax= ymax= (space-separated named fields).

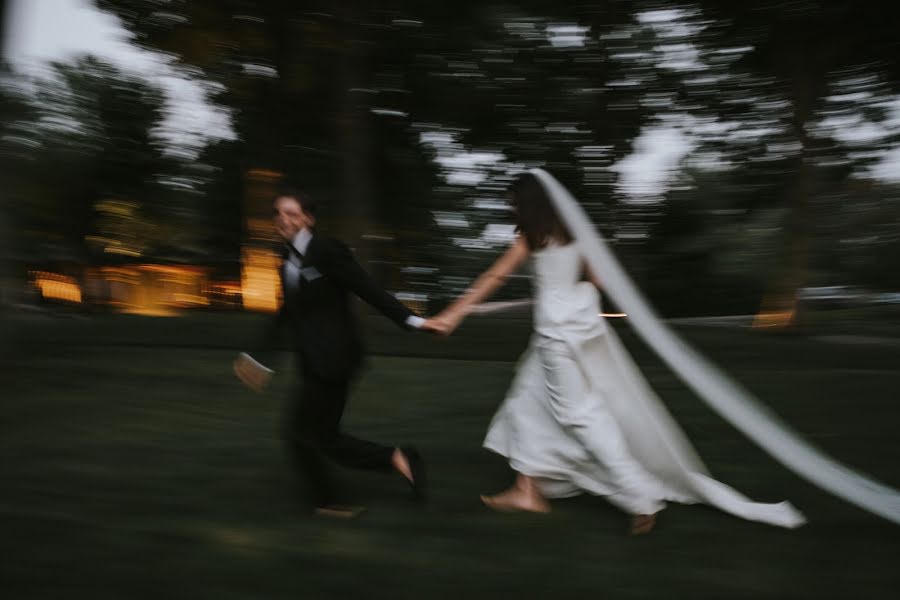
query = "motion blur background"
xmin=1 ymin=2 xmax=898 ymax=598
xmin=3 ymin=0 xmax=900 ymax=324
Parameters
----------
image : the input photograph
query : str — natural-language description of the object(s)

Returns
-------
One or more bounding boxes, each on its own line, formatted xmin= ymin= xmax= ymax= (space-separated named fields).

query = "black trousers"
xmin=284 ymin=366 xmax=394 ymax=508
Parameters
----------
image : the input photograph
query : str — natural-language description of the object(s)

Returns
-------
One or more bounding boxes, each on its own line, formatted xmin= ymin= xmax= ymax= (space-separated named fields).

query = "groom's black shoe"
xmin=401 ymin=446 xmax=427 ymax=503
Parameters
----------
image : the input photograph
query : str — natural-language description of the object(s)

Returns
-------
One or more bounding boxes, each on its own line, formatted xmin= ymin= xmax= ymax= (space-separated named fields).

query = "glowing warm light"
xmin=120 ymin=306 xmax=180 ymax=317
xmin=396 ymin=293 xmax=427 ymax=315
xmin=208 ymin=281 xmax=242 ymax=309
xmin=246 ymin=217 xmax=276 ymax=240
xmin=212 ymin=282 xmax=242 ymax=294
xmin=246 ymin=168 xmax=282 ymax=181
xmin=402 ymin=299 xmax=428 ymax=314
xmin=103 ymin=246 xmax=142 ymax=257
xmin=753 ymin=310 xmax=795 ymax=329
xmin=753 ymin=293 xmax=797 ymax=329
xmin=84 ymin=265 xmax=211 ymax=316
xmin=241 ymin=246 xmax=281 ymax=313
xmin=601 ymin=312 xmax=627 ymax=318
xmin=32 ymin=272 xmax=82 ymax=303
xmin=33 ymin=265 xmax=249 ymax=316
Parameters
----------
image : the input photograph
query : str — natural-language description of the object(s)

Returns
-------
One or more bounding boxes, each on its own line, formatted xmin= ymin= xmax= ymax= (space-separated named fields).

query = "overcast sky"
xmin=4 ymin=0 xmax=899 ymax=191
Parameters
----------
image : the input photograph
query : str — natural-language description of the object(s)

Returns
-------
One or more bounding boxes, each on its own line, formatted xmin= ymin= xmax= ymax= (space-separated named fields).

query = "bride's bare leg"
xmin=481 ymin=473 xmax=551 ymax=513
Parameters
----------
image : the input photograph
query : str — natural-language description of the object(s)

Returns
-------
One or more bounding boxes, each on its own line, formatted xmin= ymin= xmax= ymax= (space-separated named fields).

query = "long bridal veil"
xmin=530 ymin=167 xmax=900 ymax=525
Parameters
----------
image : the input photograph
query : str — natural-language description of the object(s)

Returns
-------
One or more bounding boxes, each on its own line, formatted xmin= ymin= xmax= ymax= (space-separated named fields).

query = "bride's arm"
xmin=429 ymin=237 xmax=530 ymax=334
xmin=583 ymin=259 xmax=602 ymax=289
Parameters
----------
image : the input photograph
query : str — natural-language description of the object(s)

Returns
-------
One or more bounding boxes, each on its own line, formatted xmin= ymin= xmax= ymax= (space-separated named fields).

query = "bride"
xmin=427 ymin=169 xmax=806 ymax=534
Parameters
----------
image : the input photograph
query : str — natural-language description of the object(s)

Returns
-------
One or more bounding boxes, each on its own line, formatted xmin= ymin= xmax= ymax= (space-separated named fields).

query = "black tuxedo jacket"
xmin=255 ymin=233 xmax=416 ymax=379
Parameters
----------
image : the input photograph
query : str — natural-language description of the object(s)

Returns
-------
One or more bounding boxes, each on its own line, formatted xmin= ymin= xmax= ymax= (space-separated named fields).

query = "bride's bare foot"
xmin=629 ymin=513 xmax=657 ymax=535
xmin=480 ymin=487 xmax=551 ymax=514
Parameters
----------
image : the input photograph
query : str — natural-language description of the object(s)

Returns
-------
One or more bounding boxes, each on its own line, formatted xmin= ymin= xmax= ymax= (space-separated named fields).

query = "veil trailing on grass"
xmin=530 ymin=167 xmax=900 ymax=525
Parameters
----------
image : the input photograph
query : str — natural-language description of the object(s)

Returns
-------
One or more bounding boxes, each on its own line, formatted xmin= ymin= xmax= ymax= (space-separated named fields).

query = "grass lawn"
xmin=2 ymin=312 xmax=899 ymax=599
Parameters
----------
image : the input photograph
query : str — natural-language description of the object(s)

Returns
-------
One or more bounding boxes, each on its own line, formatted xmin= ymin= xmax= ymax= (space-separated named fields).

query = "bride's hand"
xmin=422 ymin=312 xmax=462 ymax=336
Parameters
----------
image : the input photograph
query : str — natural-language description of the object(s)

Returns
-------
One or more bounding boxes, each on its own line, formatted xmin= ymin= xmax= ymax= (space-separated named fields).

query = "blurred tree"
xmin=371 ymin=2 xmax=662 ymax=291
xmin=689 ymin=0 xmax=900 ymax=326
xmin=95 ymin=1 xmax=647 ymax=262
xmin=1 ymin=0 xmax=33 ymax=351
xmin=1 ymin=0 xmax=14 ymax=342
xmin=589 ymin=1 xmax=900 ymax=318
xmin=95 ymin=1 xmax=380 ymax=242
xmin=197 ymin=139 xmax=245 ymax=263
xmin=21 ymin=57 xmax=166 ymax=261
xmin=93 ymin=0 xmax=900 ymax=316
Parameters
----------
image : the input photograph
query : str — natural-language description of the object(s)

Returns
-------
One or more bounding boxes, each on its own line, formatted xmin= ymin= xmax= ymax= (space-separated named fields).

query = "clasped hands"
xmin=234 ymin=310 xmax=462 ymax=393
xmin=419 ymin=309 xmax=463 ymax=337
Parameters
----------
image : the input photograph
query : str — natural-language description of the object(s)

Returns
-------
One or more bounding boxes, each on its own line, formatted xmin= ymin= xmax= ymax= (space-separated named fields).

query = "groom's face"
xmin=273 ymin=196 xmax=314 ymax=241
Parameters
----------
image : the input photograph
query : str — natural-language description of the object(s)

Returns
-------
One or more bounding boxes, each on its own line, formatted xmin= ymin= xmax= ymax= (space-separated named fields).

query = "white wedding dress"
xmin=483 ymin=242 xmax=806 ymax=527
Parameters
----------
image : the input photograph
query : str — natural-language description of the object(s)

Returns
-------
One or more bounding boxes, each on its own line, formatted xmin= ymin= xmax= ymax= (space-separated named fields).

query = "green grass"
xmin=2 ymin=313 xmax=899 ymax=599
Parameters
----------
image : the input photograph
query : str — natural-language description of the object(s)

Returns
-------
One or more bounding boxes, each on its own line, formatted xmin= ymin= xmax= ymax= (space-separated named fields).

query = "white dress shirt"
xmin=283 ymin=229 xmax=312 ymax=290
xmin=283 ymin=228 xmax=424 ymax=329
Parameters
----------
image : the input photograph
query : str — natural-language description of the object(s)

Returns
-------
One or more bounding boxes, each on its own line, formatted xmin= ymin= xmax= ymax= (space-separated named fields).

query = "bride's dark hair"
xmin=510 ymin=172 xmax=573 ymax=250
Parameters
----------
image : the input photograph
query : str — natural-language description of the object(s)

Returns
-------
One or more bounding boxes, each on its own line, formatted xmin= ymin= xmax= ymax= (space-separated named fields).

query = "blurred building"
xmin=25 ymin=169 xmax=281 ymax=316
xmin=239 ymin=168 xmax=283 ymax=314
xmin=24 ymin=168 xmax=436 ymax=317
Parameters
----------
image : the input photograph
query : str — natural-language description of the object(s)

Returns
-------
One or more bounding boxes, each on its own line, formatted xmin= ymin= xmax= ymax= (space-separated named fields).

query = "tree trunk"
xmin=336 ymin=3 xmax=374 ymax=265
xmin=755 ymin=49 xmax=818 ymax=331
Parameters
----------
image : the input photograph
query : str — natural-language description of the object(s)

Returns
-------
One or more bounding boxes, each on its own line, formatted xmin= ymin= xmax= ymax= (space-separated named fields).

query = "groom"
xmin=234 ymin=186 xmax=430 ymax=517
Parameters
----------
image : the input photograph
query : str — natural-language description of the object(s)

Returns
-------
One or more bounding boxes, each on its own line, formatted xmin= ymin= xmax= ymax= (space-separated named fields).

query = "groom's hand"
xmin=233 ymin=353 xmax=273 ymax=393
xmin=419 ymin=319 xmax=442 ymax=335
xmin=420 ymin=317 xmax=454 ymax=336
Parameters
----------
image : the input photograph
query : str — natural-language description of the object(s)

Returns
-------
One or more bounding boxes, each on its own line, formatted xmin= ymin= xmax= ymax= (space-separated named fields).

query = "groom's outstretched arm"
xmin=318 ymin=238 xmax=422 ymax=329
xmin=427 ymin=237 xmax=530 ymax=336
